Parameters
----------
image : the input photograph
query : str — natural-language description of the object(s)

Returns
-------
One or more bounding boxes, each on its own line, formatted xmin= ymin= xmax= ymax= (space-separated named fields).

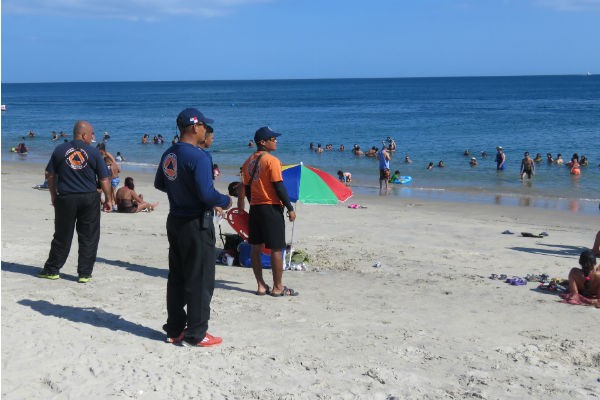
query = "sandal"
xmin=255 ymin=285 xmax=271 ymax=296
xmin=270 ymin=286 xmax=299 ymax=297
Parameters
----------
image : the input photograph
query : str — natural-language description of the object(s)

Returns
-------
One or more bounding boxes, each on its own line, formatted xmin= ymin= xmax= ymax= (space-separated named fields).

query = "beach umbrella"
xmin=281 ymin=162 xmax=352 ymax=267
xmin=281 ymin=162 xmax=353 ymax=205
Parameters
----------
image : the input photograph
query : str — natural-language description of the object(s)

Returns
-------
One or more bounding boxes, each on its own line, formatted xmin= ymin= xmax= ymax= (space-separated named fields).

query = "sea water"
xmin=2 ymin=76 xmax=599 ymax=214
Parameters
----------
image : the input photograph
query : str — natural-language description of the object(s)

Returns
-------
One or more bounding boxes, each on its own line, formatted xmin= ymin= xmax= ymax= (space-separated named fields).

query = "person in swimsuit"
xmin=569 ymin=153 xmax=581 ymax=175
xmin=495 ymin=146 xmax=506 ymax=170
xmin=520 ymin=152 xmax=535 ymax=180
xmin=116 ymin=177 xmax=158 ymax=213
xmin=566 ymin=250 xmax=600 ymax=306
xmin=592 ymin=231 xmax=600 ymax=258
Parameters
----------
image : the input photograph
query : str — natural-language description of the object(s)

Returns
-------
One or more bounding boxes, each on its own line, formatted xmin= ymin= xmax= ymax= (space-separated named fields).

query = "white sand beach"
xmin=2 ymin=161 xmax=599 ymax=400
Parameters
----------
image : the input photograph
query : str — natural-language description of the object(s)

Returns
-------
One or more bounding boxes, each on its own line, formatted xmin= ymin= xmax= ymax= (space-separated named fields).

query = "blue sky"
xmin=2 ymin=0 xmax=599 ymax=82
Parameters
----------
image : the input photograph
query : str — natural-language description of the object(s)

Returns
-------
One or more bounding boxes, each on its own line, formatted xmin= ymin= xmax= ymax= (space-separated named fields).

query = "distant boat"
xmin=1 ymin=105 xmax=6 ymax=111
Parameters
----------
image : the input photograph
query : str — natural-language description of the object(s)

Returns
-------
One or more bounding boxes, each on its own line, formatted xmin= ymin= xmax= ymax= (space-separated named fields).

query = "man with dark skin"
xmin=241 ymin=127 xmax=298 ymax=297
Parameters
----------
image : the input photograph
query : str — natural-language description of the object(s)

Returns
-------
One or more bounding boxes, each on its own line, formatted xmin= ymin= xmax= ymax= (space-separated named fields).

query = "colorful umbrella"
xmin=281 ymin=162 xmax=353 ymax=205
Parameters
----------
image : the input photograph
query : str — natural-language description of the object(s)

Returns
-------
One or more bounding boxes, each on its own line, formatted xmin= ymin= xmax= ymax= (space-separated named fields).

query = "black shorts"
xmin=380 ymin=169 xmax=390 ymax=181
xmin=248 ymin=204 xmax=285 ymax=250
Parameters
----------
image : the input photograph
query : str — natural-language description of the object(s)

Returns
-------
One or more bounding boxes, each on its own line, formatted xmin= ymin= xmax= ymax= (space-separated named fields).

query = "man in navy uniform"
xmin=155 ymin=108 xmax=231 ymax=347
xmin=38 ymin=120 xmax=112 ymax=283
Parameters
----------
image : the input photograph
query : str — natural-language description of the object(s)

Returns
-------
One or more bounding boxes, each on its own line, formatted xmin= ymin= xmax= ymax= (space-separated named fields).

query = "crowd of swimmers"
xmin=307 ymin=136 xmax=595 ymax=185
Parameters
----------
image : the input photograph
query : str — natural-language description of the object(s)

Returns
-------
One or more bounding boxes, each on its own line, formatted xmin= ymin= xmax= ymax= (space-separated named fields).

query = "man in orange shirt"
xmin=241 ymin=127 xmax=298 ymax=297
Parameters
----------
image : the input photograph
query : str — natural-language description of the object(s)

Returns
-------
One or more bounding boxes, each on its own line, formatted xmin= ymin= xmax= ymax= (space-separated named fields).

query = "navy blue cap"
xmin=254 ymin=126 xmax=281 ymax=143
xmin=176 ymin=108 xmax=214 ymax=128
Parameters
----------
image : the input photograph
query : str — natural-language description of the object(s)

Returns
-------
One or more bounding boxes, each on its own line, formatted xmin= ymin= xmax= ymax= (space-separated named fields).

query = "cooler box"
xmin=237 ymin=242 xmax=285 ymax=269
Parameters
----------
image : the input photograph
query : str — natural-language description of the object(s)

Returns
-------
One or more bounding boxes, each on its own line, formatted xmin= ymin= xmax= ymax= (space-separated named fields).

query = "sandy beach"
xmin=2 ymin=161 xmax=599 ymax=400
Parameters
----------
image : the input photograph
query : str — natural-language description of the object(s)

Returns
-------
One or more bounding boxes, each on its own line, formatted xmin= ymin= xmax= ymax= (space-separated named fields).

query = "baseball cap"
xmin=254 ymin=126 xmax=281 ymax=143
xmin=176 ymin=108 xmax=214 ymax=128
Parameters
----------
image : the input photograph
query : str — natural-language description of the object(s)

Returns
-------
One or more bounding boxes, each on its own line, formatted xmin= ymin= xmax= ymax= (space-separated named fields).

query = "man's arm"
xmin=99 ymin=178 xmax=113 ymax=211
xmin=273 ymin=181 xmax=296 ymax=222
xmin=47 ymin=173 xmax=58 ymax=206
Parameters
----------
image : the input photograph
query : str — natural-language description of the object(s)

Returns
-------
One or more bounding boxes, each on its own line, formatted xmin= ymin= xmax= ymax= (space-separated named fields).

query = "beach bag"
xmin=222 ymin=233 xmax=243 ymax=265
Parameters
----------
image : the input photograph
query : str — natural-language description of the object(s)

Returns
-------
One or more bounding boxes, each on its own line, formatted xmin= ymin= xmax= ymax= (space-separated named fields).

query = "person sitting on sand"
xmin=337 ymin=170 xmax=352 ymax=185
xmin=592 ymin=231 xmax=600 ymax=258
xmin=566 ymin=250 xmax=600 ymax=305
xmin=116 ymin=177 xmax=158 ymax=213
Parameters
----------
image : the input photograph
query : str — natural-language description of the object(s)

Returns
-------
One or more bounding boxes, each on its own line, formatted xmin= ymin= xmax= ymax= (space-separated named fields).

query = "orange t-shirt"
xmin=241 ymin=151 xmax=283 ymax=206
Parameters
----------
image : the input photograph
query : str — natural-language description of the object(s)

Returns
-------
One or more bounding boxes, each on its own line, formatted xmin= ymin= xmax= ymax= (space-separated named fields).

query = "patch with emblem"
xmin=65 ymin=147 xmax=89 ymax=170
xmin=162 ymin=153 xmax=177 ymax=181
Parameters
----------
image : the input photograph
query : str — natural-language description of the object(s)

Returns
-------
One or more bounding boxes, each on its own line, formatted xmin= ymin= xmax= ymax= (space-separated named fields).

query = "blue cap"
xmin=176 ymin=108 xmax=214 ymax=128
xmin=254 ymin=126 xmax=281 ymax=143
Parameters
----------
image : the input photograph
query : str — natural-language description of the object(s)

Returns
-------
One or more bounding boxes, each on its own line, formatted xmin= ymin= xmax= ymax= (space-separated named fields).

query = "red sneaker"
xmin=182 ymin=333 xmax=223 ymax=347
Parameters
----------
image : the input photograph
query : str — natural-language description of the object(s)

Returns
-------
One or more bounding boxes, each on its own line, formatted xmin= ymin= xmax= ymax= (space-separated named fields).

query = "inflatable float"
xmin=391 ymin=176 xmax=412 ymax=184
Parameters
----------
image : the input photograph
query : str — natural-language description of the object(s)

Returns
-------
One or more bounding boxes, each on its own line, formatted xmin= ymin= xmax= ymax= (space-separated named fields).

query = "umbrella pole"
xmin=287 ymin=203 xmax=296 ymax=268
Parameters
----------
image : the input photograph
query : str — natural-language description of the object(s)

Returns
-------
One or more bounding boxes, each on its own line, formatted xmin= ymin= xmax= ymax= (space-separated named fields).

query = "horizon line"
xmin=1 ymin=72 xmax=595 ymax=85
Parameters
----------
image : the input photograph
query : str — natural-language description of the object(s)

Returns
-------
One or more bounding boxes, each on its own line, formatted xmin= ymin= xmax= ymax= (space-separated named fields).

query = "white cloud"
xmin=2 ymin=0 xmax=273 ymax=21
xmin=536 ymin=0 xmax=600 ymax=11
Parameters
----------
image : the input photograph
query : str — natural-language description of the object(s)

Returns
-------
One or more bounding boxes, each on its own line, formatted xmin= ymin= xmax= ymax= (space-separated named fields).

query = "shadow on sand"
xmin=17 ymin=299 xmax=164 ymax=341
xmin=509 ymin=243 xmax=586 ymax=258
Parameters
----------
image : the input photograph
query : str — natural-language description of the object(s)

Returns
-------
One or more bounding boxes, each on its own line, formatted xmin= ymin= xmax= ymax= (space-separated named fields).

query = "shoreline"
xmin=6 ymin=158 xmax=599 ymax=216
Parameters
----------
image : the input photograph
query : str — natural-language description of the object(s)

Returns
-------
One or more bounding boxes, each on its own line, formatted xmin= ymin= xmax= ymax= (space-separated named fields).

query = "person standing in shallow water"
xmin=377 ymin=143 xmax=391 ymax=193
xmin=520 ymin=152 xmax=535 ymax=181
xmin=495 ymin=146 xmax=506 ymax=170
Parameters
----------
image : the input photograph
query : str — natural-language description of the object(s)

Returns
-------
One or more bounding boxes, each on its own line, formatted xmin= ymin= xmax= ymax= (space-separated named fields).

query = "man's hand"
xmin=287 ymin=210 xmax=296 ymax=222
xmin=103 ymin=200 xmax=113 ymax=212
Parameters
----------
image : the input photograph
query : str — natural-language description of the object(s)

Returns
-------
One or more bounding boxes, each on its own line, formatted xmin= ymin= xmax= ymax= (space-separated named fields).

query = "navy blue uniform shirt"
xmin=155 ymin=142 xmax=230 ymax=217
xmin=46 ymin=139 xmax=109 ymax=195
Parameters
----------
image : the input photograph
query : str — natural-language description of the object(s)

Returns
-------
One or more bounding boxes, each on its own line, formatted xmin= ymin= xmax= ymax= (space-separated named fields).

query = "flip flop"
xmin=511 ymin=277 xmax=527 ymax=286
xmin=270 ymin=286 xmax=299 ymax=297
xmin=255 ymin=285 xmax=271 ymax=296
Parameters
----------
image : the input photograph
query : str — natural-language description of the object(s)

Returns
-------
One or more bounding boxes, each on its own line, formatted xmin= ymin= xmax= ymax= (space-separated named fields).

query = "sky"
xmin=1 ymin=0 xmax=600 ymax=83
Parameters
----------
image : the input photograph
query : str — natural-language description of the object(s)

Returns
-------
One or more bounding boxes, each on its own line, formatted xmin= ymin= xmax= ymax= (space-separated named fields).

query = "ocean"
xmin=2 ymin=76 xmax=599 ymax=214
